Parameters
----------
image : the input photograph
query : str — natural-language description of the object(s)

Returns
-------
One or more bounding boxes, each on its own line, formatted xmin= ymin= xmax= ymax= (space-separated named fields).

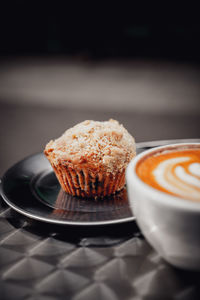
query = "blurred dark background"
xmin=1 ymin=2 xmax=200 ymax=61
xmin=0 ymin=2 xmax=200 ymax=175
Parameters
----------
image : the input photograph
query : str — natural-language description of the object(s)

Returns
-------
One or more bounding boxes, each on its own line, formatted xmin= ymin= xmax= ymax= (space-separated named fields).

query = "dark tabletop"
xmin=1 ymin=192 xmax=200 ymax=300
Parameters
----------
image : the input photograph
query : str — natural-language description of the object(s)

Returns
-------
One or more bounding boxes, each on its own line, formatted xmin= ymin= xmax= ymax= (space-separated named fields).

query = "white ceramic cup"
xmin=126 ymin=143 xmax=200 ymax=270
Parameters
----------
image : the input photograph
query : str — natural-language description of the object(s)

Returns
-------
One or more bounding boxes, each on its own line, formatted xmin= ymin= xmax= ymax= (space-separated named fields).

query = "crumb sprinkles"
xmin=45 ymin=119 xmax=136 ymax=173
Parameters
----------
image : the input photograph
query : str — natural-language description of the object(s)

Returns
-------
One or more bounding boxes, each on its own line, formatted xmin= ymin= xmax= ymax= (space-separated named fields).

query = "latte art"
xmin=153 ymin=157 xmax=200 ymax=200
xmin=136 ymin=148 xmax=200 ymax=201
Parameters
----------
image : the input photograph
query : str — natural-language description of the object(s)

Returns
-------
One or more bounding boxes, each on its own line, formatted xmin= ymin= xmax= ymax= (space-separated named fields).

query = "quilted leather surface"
xmin=1 ymin=197 xmax=200 ymax=300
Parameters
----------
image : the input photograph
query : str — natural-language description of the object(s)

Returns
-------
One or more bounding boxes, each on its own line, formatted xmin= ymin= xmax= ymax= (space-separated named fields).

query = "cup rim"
xmin=126 ymin=142 xmax=200 ymax=212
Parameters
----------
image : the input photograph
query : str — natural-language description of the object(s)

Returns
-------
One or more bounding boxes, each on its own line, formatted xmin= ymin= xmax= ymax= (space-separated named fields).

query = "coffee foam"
xmin=153 ymin=157 xmax=200 ymax=200
xmin=136 ymin=147 xmax=200 ymax=201
xmin=189 ymin=163 xmax=200 ymax=177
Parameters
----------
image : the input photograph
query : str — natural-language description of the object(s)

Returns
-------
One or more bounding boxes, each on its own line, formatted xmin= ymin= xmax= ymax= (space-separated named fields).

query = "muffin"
xmin=44 ymin=119 xmax=136 ymax=198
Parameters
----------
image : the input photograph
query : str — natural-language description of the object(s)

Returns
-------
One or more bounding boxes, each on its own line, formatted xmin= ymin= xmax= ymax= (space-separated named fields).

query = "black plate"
xmin=1 ymin=138 xmax=199 ymax=226
xmin=0 ymin=155 xmax=134 ymax=226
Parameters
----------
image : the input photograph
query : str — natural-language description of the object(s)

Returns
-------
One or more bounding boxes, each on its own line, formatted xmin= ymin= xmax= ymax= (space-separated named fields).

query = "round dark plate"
xmin=0 ymin=156 xmax=134 ymax=226
xmin=1 ymin=138 xmax=199 ymax=226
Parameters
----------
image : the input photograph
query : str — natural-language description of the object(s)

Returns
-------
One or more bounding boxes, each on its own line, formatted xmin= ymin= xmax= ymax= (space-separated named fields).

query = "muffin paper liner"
xmin=50 ymin=162 xmax=126 ymax=198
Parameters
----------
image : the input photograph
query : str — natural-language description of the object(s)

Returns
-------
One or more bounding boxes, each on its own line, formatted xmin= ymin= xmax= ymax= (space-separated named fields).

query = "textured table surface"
xmin=1 ymin=196 xmax=200 ymax=300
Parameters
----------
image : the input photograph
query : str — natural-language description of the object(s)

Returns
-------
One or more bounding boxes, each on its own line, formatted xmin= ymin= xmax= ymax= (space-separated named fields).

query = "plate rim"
xmin=0 ymin=183 xmax=135 ymax=226
xmin=1 ymin=138 xmax=200 ymax=226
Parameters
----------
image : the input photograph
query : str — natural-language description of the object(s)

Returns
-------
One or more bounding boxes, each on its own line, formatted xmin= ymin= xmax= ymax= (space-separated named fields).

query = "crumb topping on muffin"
xmin=45 ymin=119 xmax=135 ymax=173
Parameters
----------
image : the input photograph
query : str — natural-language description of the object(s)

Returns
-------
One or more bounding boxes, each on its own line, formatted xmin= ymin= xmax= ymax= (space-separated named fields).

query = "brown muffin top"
xmin=44 ymin=119 xmax=136 ymax=173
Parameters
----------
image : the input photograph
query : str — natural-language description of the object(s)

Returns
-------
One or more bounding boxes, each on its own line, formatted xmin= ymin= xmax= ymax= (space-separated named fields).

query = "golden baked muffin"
xmin=44 ymin=119 xmax=136 ymax=198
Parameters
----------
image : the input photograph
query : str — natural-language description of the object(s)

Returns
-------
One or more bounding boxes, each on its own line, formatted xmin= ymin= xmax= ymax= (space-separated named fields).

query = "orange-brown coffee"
xmin=136 ymin=147 xmax=200 ymax=201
